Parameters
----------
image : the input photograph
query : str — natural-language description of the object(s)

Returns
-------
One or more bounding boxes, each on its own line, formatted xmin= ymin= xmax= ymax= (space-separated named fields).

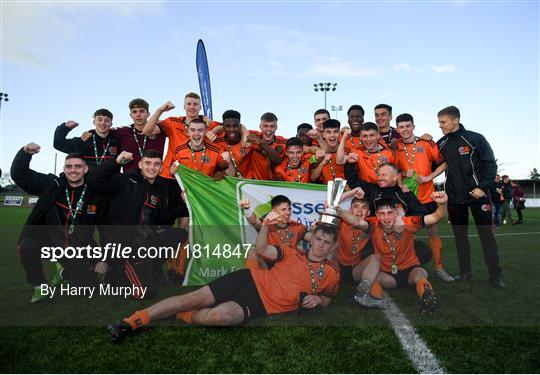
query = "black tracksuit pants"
xmin=447 ymin=198 xmax=502 ymax=277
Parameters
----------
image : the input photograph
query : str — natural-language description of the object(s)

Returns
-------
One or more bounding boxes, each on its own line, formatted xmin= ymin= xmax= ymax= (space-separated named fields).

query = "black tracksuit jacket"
xmin=437 ymin=124 xmax=497 ymax=205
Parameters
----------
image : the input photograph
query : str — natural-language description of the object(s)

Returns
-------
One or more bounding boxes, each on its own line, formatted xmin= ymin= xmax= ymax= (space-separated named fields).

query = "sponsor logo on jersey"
xmin=458 ymin=146 xmax=471 ymax=155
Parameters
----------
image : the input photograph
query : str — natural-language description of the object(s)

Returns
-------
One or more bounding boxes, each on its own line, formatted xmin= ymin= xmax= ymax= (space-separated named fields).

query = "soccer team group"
xmin=10 ymin=92 xmax=505 ymax=342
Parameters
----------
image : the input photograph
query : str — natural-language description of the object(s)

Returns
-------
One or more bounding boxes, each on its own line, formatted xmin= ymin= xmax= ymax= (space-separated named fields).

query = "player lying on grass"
xmin=107 ymin=223 xmax=340 ymax=342
xmin=337 ymin=191 xmax=449 ymax=315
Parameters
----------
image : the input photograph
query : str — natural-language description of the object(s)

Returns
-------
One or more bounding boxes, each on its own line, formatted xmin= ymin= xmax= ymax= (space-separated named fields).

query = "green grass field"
xmin=1 ymin=205 xmax=539 ymax=373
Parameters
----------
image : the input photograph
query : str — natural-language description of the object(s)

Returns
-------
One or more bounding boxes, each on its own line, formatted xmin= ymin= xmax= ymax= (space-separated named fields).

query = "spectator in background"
xmin=500 ymin=175 xmax=513 ymax=225
xmin=490 ymin=174 xmax=504 ymax=228
xmin=511 ymin=180 xmax=524 ymax=224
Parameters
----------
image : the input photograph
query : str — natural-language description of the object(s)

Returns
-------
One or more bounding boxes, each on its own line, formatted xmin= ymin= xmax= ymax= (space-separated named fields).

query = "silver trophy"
xmin=319 ymin=178 xmax=348 ymax=226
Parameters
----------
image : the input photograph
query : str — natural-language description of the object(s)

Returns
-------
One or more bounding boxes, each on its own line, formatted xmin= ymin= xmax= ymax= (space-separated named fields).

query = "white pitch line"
xmin=383 ymin=298 xmax=446 ymax=374
xmin=416 ymin=231 xmax=540 ymax=239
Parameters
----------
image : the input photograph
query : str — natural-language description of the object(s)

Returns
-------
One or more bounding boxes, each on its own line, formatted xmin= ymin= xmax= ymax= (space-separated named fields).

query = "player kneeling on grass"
xmin=338 ymin=192 xmax=449 ymax=315
xmin=107 ymin=222 xmax=340 ymax=342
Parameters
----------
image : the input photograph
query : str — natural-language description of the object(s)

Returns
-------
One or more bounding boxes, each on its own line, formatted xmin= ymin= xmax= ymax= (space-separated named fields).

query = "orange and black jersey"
xmin=158 ymin=116 xmax=220 ymax=179
xmin=249 ymin=130 xmax=287 ymax=180
xmin=267 ymin=222 xmax=307 ymax=249
xmin=173 ymin=142 xmax=228 ymax=177
xmin=214 ymin=137 xmax=253 ymax=179
xmin=395 ymin=139 xmax=444 ymax=204
xmin=312 ymin=152 xmax=345 ymax=184
xmin=250 ymin=245 xmax=340 ymax=314
xmin=338 ymin=221 xmax=371 ymax=266
xmin=273 ymin=157 xmax=312 ymax=183
xmin=368 ymin=216 xmax=424 ymax=273
xmin=54 ymin=125 xmax=120 ymax=167
xmin=346 ymin=146 xmax=397 ymax=184
xmin=344 ymin=135 xmax=363 ymax=153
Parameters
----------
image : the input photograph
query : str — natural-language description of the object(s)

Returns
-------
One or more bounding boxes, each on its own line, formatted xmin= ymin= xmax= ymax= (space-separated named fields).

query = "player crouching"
xmin=107 ymin=223 xmax=339 ymax=342
xmin=339 ymin=192 xmax=449 ymax=315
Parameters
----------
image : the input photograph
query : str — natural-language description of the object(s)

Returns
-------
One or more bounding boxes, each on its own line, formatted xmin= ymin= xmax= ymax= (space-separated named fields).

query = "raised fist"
xmin=315 ymin=149 xmax=326 ymax=160
xmin=306 ymin=129 xmax=319 ymax=139
xmin=239 ymin=199 xmax=251 ymax=210
xmin=159 ymin=101 xmax=175 ymax=112
xmin=23 ymin=143 xmax=41 ymax=155
xmin=116 ymin=151 xmax=133 ymax=165
xmin=432 ymin=191 xmax=448 ymax=204
xmin=263 ymin=211 xmax=280 ymax=226
xmin=346 ymin=152 xmax=359 ymax=163
xmin=221 ymin=151 xmax=231 ymax=163
xmin=65 ymin=120 xmax=79 ymax=129
xmin=341 ymin=128 xmax=351 ymax=139
xmin=351 ymin=187 xmax=365 ymax=199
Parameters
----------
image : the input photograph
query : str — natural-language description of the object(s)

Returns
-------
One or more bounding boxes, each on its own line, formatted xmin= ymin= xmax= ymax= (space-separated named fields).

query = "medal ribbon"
xmin=382 ymin=231 xmax=398 ymax=274
xmin=403 ymin=138 xmax=417 ymax=168
xmin=92 ymin=134 xmax=111 ymax=165
xmin=64 ymin=184 xmax=87 ymax=234
xmin=132 ymin=126 xmax=148 ymax=156
xmin=227 ymin=143 xmax=242 ymax=178
xmin=306 ymin=253 xmax=325 ymax=294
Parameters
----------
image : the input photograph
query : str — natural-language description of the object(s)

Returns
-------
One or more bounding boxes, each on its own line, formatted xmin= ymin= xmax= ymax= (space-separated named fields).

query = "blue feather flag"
xmin=196 ymin=39 xmax=213 ymax=120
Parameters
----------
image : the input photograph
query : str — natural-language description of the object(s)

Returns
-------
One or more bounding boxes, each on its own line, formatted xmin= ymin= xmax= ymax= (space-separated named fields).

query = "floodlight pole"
xmin=313 ymin=83 xmax=337 ymax=110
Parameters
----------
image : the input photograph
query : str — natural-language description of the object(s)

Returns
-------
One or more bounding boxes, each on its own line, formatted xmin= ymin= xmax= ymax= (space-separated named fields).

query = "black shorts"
xmin=339 ymin=265 xmax=357 ymax=285
xmin=208 ymin=268 xmax=267 ymax=322
xmin=164 ymin=177 xmax=189 ymax=220
xmin=387 ymin=265 xmax=424 ymax=289
xmin=423 ymin=201 xmax=438 ymax=215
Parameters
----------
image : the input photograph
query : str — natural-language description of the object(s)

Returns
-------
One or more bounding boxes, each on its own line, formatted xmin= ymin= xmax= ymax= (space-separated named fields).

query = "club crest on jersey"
xmin=381 ymin=156 xmax=389 ymax=163
xmin=300 ymin=167 xmax=307 ymax=174
xmin=108 ymin=146 xmax=118 ymax=155
xmin=150 ymin=195 xmax=158 ymax=206
xmin=417 ymin=146 xmax=425 ymax=153
xmin=201 ymin=155 xmax=211 ymax=164
xmin=240 ymin=147 xmax=248 ymax=156
xmin=86 ymin=204 xmax=97 ymax=214
xmin=458 ymin=146 xmax=471 ymax=155
xmin=149 ymin=134 xmax=157 ymax=140
xmin=481 ymin=204 xmax=491 ymax=212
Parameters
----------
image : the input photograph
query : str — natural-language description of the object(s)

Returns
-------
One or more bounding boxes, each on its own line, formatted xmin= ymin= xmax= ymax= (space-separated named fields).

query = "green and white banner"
xmin=176 ymin=165 xmax=326 ymax=285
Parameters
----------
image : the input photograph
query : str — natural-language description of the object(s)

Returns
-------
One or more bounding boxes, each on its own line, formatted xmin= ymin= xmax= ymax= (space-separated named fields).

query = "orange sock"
xmin=370 ymin=281 xmax=383 ymax=298
xmin=429 ymin=236 xmax=443 ymax=269
xmin=176 ymin=310 xmax=194 ymax=324
xmin=124 ymin=309 xmax=150 ymax=330
xmin=416 ymin=277 xmax=433 ymax=298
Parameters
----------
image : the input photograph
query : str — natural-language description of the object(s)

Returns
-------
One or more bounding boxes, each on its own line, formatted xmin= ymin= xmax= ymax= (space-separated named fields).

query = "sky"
xmin=0 ymin=0 xmax=538 ymax=180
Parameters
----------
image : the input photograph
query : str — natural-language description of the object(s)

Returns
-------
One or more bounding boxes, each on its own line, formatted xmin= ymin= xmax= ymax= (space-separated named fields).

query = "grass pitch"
xmin=0 ymin=205 xmax=539 ymax=373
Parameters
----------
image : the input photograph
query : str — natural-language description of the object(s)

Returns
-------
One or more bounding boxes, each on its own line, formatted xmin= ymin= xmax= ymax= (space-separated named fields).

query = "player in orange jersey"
xmin=310 ymin=119 xmax=345 ymax=184
xmin=169 ymin=118 xmax=234 ymax=179
xmin=240 ymin=195 xmax=308 ymax=251
xmin=214 ymin=110 xmax=253 ymax=179
xmin=395 ymin=113 xmax=452 ymax=282
xmin=337 ymin=122 xmax=397 ymax=185
xmin=339 ymin=192 xmax=449 ymax=315
xmin=273 ymin=137 xmax=312 ymax=183
xmin=246 ymin=112 xmax=286 ymax=180
xmin=107 ymin=223 xmax=339 ymax=341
